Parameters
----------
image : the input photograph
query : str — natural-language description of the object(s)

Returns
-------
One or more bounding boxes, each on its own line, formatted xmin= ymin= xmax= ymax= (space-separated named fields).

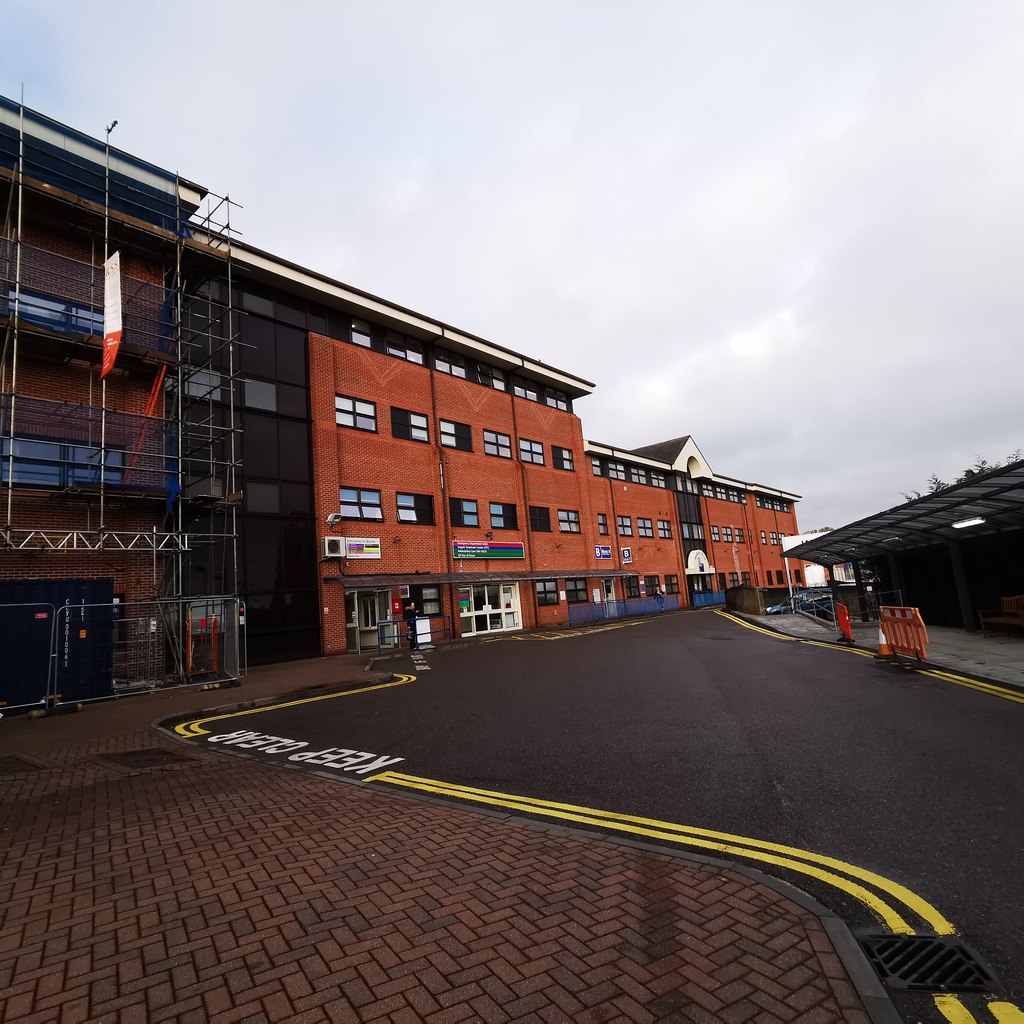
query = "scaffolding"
xmin=0 ymin=95 xmax=243 ymax=690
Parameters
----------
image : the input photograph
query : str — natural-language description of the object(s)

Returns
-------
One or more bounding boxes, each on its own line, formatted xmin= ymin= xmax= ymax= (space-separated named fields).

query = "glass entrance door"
xmin=602 ymin=578 xmax=619 ymax=618
xmin=345 ymin=590 xmax=394 ymax=653
xmin=459 ymin=583 xmax=521 ymax=636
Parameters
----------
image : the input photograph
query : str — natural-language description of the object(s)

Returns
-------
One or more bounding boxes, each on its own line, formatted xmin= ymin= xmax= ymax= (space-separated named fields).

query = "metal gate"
xmin=0 ymin=593 xmax=244 ymax=713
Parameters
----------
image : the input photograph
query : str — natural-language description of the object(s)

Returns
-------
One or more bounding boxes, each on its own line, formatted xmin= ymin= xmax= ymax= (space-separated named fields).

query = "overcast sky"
xmin=6 ymin=1 xmax=1023 ymax=530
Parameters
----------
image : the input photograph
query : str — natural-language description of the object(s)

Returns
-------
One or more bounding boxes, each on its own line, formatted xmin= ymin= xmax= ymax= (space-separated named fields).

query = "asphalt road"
xmin=178 ymin=610 xmax=1024 ymax=1018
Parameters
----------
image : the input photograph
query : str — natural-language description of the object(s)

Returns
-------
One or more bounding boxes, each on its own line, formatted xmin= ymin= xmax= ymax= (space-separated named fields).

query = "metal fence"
xmin=0 ymin=596 xmax=243 ymax=713
xmin=377 ymin=616 xmax=452 ymax=653
xmin=691 ymin=591 xmax=726 ymax=609
xmin=567 ymin=594 xmax=680 ymax=626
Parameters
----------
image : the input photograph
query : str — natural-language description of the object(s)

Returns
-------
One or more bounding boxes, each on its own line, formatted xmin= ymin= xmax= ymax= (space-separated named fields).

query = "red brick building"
xmin=2 ymin=94 xmax=802 ymax=688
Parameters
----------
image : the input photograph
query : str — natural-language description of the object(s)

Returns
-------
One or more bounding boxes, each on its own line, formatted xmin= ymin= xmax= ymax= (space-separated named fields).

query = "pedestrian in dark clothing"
xmin=403 ymin=597 xmax=419 ymax=650
xmin=655 ymin=586 xmax=665 ymax=610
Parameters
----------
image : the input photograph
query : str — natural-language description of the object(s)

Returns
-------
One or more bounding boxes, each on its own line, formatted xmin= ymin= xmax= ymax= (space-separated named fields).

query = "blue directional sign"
xmin=595 ymin=544 xmax=612 ymax=560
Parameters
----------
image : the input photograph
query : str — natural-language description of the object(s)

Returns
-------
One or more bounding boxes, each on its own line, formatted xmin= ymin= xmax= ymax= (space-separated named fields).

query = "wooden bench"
xmin=978 ymin=595 xmax=1024 ymax=637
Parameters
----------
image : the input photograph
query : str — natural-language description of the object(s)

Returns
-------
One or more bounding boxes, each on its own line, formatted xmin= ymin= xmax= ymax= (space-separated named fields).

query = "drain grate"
xmin=0 ymin=755 xmax=46 ymax=776
xmin=99 ymin=748 xmax=194 ymax=769
xmin=861 ymin=934 xmax=995 ymax=992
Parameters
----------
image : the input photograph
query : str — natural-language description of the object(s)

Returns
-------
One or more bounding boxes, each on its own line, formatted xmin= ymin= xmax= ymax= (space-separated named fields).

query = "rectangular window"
xmin=680 ymin=522 xmax=704 ymax=540
xmin=391 ymin=407 xmax=429 ymax=442
xmin=339 ymin=487 xmax=383 ymax=520
xmin=710 ymin=525 xmax=720 ymax=541
xmin=592 ymin=458 xmax=603 ymax=476
xmin=718 ymin=572 xmax=727 ymax=591
xmin=396 ymin=492 xmax=434 ymax=524
xmin=607 ymin=461 xmax=626 ymax=480
xmin=545 ymin=388 xmax=569 ymax=411
xmin=472 ymin=362 xmax=506 ymax=391
xmin=794 ymin=569 xmax=803 ymax=584
xmin=440 ymin=420 xmax=472 ymax=451
xmin=489 ymin=502 xmax=518 ymax=530
xmin=565 ymin=578 xmax=588 ymax=603
xmin=644 ymin=575 xmax=659 ymax=595
xmin=449 ymin=498 xmax=479 ymax=527
xmin=637 ymin=518 xmax=654 ymax=538
xmin=519 ymin=438 xmax=544 ymax=465
xmin=723 ymin=527 xmax=733 ymax=542
xmin=742 ymin=572 xmax=751 ymax=585
xmin=657 ymin=520 xmax=672 ymax=539
xmin=736 ymin=528 xmax=744 ymax=543
xmin=597 ymin=513 xmax=609 ymax=535
xmin=650 ymin=471 xmax=666 ymax=488
xmin=536 ymin=579 xmax=559 ymax=605
xmin=729 ymin=572 xmax=740 ymax=587
xmin=776 ymin=570 xmax=785 ymax=585
xmin=385 ymin=329 xmax=424 ymax=364
xmin=350 ymin=318 xmax=372 ymax=348
xmin=512 ymin=377 xmax=539 ymax=402
xmin=552 ymin=446 xmax=575 ymax=471
xmin=434 ymin=347 xmax=467 ymax=378
xmin=483 ymin=429 xmax=512 ymax=458
xmin=664 ymin=574 xmax=680 ymax=595
xmin=529 ymin=506 xmax=551 ymax=532
xmin=617 ymin=516 xmax=633 ymax=537
xmin=629 ymin=466 xmax=647 ymax=484
xmin=415 ymin=584 xmax=442 ymax=616
xmin=335 ymin=394 xmax=376 ymax=431
xmin=685 ymin=478 xmax=699 ymax=494
xmin=702 ymin=483 xmax=715 ymax=498
xmin=770 ymin=532 xmax=779 ymax=545
xmin=761 ymin=530 xmax=768 ymax=544
xmin=558 ymin=509 xmax=581 ymax=533
xmin=624 ymin=577 xmax=640 ymax=598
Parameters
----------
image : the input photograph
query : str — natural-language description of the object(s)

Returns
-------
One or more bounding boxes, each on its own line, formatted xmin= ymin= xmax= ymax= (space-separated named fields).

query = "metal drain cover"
xmin=99 ymin=748 xmax=194 ymax=769
xmin=0 ymin=755 xmax=46 ymax=776
xmin=861 ymin=934 xmax=995 ymax=992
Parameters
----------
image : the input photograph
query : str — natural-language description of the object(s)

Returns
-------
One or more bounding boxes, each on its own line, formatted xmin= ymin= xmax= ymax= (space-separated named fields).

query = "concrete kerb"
xmin=732 ymin=610 xmax=1024 ymax=694
xmin=161 ymin=702 xmax=901 ymax=1024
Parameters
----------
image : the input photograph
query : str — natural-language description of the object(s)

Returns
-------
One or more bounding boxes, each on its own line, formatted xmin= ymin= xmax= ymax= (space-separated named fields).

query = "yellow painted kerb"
xmin=173 ymin=674 xmax=416 ymax=738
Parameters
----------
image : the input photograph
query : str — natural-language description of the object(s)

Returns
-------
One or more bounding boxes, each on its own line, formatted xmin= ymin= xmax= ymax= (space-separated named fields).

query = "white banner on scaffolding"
xmin=101 ymin=251 xmax=122 ymax=378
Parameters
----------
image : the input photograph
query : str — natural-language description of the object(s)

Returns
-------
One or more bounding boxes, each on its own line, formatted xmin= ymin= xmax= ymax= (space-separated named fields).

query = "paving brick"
xmin=0 ymin=725 xmax=870 ymax=1024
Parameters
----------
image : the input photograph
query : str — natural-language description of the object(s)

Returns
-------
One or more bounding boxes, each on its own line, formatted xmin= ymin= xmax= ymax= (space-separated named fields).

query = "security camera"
xmin=326 ymin=513 xmax=343 ymax=525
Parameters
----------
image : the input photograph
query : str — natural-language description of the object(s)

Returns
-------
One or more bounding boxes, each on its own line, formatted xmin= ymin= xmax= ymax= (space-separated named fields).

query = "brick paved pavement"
xmin=1 ymin=658 xmax=879 ymax=1024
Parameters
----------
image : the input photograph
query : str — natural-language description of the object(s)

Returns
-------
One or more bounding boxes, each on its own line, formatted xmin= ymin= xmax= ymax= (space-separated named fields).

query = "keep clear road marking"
xmin=714 ymin=609 xmax=1024 ymax=704
xmin=364 ymin=770 xmax=951 ymax=937
xmin=935 ymin=995 xmax=1024 ymax=1023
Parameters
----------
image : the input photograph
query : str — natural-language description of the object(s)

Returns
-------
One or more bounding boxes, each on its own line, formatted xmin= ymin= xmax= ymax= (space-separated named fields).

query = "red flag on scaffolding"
xmin=101 ymin=251 xmax=123 ymax=378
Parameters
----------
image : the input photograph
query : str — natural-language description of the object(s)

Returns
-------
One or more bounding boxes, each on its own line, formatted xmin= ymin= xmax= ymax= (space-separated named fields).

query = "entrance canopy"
xmin=785 ymin=459 xmax=1024 ymax=567
xmin=324 ymin=568 xmax=640 ymax=588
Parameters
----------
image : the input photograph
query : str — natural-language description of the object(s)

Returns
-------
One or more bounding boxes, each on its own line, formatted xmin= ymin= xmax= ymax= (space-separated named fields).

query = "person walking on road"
xmin=403 ymin=596 xmax=419 ymax=650
xmin=655 ymin=585 xmax=665 ymax=611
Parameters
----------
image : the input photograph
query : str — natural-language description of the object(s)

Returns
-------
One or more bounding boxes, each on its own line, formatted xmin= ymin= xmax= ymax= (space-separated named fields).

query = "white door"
xmin=459 ymin=583 xmax=521 ymax=636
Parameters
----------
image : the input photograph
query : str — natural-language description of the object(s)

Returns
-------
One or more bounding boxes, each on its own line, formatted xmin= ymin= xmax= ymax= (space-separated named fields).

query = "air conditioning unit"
xmin=321 ymin=537 xmax=346 ymax=558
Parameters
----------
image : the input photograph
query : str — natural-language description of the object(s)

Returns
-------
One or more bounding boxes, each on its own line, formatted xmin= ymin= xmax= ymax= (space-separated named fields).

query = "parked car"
xmin=766 ymin=589 xmax=834 ymax=619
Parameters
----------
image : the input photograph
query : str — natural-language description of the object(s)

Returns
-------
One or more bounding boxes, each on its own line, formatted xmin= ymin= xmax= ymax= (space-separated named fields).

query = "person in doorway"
xmin=655 ymin=585 xmax=665 ymax=611
xmin=402 ymin=596 xmax=419 ymax=650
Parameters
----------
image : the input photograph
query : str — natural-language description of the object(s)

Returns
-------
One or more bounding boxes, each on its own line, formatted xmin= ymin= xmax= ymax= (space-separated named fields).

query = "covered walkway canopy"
xmin=785 ymin=459 xmax=1024 ymax=630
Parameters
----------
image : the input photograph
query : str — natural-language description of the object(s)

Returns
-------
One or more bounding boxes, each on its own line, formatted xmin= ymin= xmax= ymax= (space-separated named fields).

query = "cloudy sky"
xmin=6 ymin=1 xmax=1022 ymax=530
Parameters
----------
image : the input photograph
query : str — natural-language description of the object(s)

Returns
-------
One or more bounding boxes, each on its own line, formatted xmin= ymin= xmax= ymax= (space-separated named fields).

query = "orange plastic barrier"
xmin=879 ymin=606 xmax=928 ymax=661
xmin=836 ymin=603 xmax=854 ymax=643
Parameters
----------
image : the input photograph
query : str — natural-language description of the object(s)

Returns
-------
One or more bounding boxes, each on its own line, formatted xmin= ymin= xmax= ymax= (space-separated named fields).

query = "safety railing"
xmin=377 ymin=615 xmax=452 ymax=653
xmin=691 ymin=590 xmax=726 ymax=608
xmin=567 ymin=594 xmax=680 ymax=626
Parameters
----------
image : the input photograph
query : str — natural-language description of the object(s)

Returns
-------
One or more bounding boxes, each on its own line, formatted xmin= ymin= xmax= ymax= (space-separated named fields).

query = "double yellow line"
xmin=364 ymin=770 xmax=952 ymax=936
xmin=714 ymin=610 xmax=1024 ymax=703
xmin=174 ymin=675 xmax=416 ymax=738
